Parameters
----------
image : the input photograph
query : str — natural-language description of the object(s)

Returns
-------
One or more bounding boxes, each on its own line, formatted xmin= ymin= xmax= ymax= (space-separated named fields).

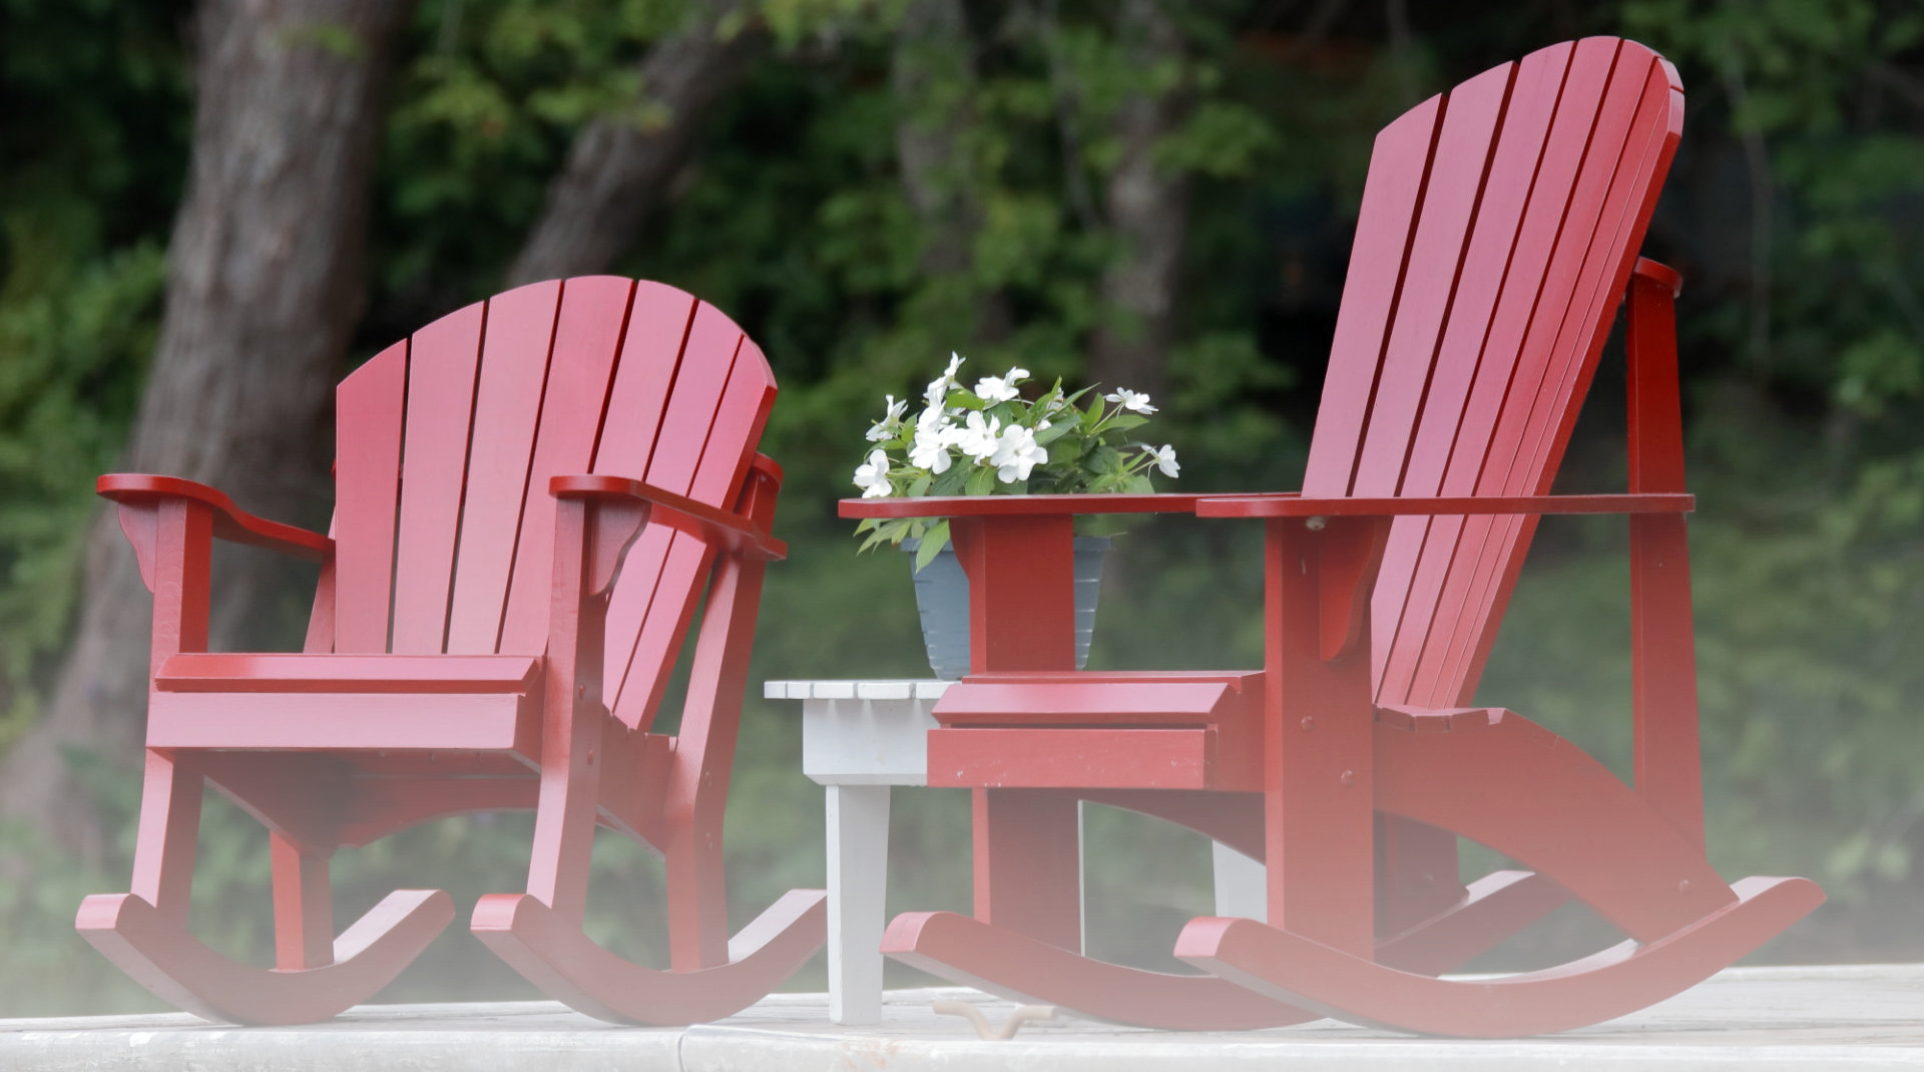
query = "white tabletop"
xmin=764 ymin=680 xmax=955 ymax=702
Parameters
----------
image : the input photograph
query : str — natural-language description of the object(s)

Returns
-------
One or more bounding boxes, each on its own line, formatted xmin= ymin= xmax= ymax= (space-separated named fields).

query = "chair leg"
xmin=130 ymin=751 xmax=203 ymax=927
xmin=271 ymin=832 xmax=334 ymax=970
xmin=974 ymin=788 xmax=1082 ymax=951
xmin=665 ymin=801 xmax=731 ymax=971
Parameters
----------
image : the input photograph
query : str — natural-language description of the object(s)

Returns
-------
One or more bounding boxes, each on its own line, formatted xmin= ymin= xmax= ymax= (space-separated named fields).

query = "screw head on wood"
xmin=1340 ymin=769 xmax=1356 ymax=786
xmin=1306 ymin=516 xmax=1328 ymax=531
xmin=1300 ymin=717 xmax=1315 ymax=732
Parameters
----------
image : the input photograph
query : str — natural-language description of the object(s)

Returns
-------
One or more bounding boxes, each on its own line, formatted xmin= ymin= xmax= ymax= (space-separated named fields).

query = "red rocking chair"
xmin=78 ymin=277 xmax=826 ymax=1025
xmin=843 ymin=37 xmax=1822 ymax=1036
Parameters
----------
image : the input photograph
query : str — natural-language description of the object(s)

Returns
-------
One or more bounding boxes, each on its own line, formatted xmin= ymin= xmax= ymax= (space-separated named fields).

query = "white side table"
xmin=765 ymin=678 xmax=1267 ymax=1025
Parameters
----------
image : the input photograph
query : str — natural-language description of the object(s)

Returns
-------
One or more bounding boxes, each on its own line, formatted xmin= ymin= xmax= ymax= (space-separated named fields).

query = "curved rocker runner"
xmin=79 ymin=277 xmax=824 ymax=1025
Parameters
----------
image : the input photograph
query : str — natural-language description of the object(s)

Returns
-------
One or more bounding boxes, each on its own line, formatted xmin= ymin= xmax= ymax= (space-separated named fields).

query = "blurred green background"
xmin=2 ymin=0 xmax=1922 ymax=1015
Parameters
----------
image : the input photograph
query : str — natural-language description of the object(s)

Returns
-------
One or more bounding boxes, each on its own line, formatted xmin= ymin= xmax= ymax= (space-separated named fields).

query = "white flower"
xmin=1150 ymin=443 xmax=1180 ymax=479
xmin=955 ymin=411 xmax=1001 ymax=461
xmin=853 ymin=448 xmax=892 ymax=498
xmin=974 ymin=366 xmax=1029 ymax=405
xmin=924 ymin=352 xmax=967 ymax=408
xmin=909 ymin=415 xmax=958 ymax=474
xmin=865 ymin=394 xmax=907 ymax=442
xmin=1105 ymin=388 xmax=1157 ymax=414
xmin=990 ymin=424 xmax=1048 ymax=483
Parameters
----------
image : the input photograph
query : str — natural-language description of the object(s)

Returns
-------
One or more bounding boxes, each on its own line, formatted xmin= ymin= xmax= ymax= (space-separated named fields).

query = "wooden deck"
xmin=3 ymin=964 xmax=1918 ymax=1070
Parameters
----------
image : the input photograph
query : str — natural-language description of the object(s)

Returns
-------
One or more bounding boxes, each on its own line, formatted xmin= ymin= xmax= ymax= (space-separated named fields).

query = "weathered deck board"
xmin=3 ymin=964 xmax=1920 ymax=1070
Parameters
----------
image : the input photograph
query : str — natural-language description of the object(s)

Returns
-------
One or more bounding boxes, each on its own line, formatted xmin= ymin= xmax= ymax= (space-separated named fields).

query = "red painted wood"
xmin=78 ymin=887 xmax=454 ymax=1025
xmin=498 ymin=277 xmax=635 ymax=654
xmin=1300 ymin=96 xmax=1443 ymax=496
xmin=1399 ymin=38 xmax=1628 ymax=707
xmin=871 ymin=39 xmax=1813 ymax=1038
xmin=147 ymin=691 xmax=538 ymax=755
xmin=1626 ymin=265 xmax=1705 ymax=850
xmin=973 ymin=789 xmax=1083 ymax=951
xmin=882 ymin=911 xmax=1319 ymax=1031
xmin=391 ymin=300 xmax=486 ymax=654
xmin=1178 ymin=876 xmax=1823 ymax=1038
xmin=271 ymin=833 xmax=334 ymax=970
xmin=550 ymin=475 xmax=786 ymax=560
xmin=1196 ymin=492 xmax=1691 ymax=517
xmin=333 ymin=342 xmax=408 ymax=652
xmin=156 ymin=653 xmax=540 ymax=693
xmin=471 ymin=889 xmax=827 ymax=1026
xmin=1441 ymin=50 xmax=1682 ymax=704
xmin=933 ymin=679 xmax=1237 ymax=725
xmin=85 ymin=277 xmax=817 ymax=1027
xmin=840 ymin=492 xmax=1209 ymax=519
xmin=606 ymin=300 xmax=748 ymax=729
xmin=97 ymin=475 xmax=331 ymax=561
xmin=1264 ymin=519 xmax=1376 ymax=956
xmin=1371 ymin=43 xmax=1572 ymax=703
xmin=956 ymin=515 xmax=1078 ymax=672
xmin=928 ymin=728 xmax=1220 ymax=790
xmin=1349 ymin=61 xmax=1513 ymax=499
xmin=1372 ymin=706 xmax=1731 ymax=939
xmin=446 ymin=281 xmax=563 ymax=654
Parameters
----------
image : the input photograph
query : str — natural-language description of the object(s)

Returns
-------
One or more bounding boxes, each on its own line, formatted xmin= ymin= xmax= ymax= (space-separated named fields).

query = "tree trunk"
xmin=1086 ymin=0 xmax=1188 ymax=403
xmin=506 ymin=2 xmax=767 ymax=287
xmin=0 ymin=0 xmax=415 ymax=865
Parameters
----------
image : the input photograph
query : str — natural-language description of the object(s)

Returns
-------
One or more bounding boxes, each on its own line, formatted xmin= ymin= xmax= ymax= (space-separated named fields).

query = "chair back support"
xmin=1299 ymin=37 xmax=1683 ymax=709
xmin=328 ymin=277 xmax=776 ymax=730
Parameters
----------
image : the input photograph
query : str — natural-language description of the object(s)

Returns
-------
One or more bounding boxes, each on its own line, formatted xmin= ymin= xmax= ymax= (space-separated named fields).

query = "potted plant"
xmin=851 ymin=353 xmax=1179 ymax=678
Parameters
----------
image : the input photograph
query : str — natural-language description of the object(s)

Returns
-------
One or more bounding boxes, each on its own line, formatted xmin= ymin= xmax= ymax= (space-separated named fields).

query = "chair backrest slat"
xmin=496 ymin=276 xmax=637 ymax=654
xmin=332 ymin=341 xmax=408 ymax=653
xmin=1299 ymin=36 xmax=1681 ymax=710
xmin=446 ymin=281 xmax=564 ymax=654
xmin=327 ymin=278 xmax=774 ymax=705
xmin=604 ymin=302 xmax=774 ymax=731
xmin=390 ymin=301 xmax=487 ymax=654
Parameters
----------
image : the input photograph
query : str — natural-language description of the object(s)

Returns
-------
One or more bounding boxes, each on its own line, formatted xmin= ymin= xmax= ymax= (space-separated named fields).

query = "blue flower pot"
xmin=904 ymin=536 xmax=1110 ymax=679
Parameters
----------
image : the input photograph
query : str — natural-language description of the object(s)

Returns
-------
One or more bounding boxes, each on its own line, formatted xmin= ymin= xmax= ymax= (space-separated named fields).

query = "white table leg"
xmin=1211 ymin=840 xmax=1268 ymax=922
xmin=826 ymin=783 xmax=891 ymax=1025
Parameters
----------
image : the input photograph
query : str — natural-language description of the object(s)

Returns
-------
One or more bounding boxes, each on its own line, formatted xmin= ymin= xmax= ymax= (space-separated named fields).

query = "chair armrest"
xmin=551 ymin=475 xmax=786 ymax=562
xmin=97 ymin=474 xmax=332 ymax=562
xmin=839 ymin=492 xmax=1217 ymax=520
xmin=1195 ymin=492 xmax=1693 ymax=519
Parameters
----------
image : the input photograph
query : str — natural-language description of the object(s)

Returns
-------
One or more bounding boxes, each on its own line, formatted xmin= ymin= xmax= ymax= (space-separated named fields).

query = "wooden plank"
xmin=1397 ymin=36 xmax=1621 ymax=707
xmin=932 ymin=680 xmax=1233 ymax=726
xmin=607 ymin=302 xmax=750 ymax=729
xmin=155 ymin=653 xmax=540 ymax=694
xmin=1349 ymin=62 xmax=1509 ymax=694
xmin=1300 ymin=96 xmax=1443 ymax=497
xmin=1350 ymin=61 xmax=1513 ymax=499
xmin=391 ymin=300 xmax=486 ymax=654
xmin=332 ymin=342 xmax=408 ymax=654
xmin=147 ymin=691 xmax=537 ymax=754
xmin=591 ymin=283 xmax=697 ymax=724
xmin=1370 ymin=42 xmax=1572 ymax=704
xmin=928 ymin=728 xmax=1216 ymax=789
xmin=498 ymin=276 xmax=635 ymax=654
xmin=446 ymin=280 xmax=562 ymax=654
xmin=1438 ymin=45 xmax=1673 ymax=703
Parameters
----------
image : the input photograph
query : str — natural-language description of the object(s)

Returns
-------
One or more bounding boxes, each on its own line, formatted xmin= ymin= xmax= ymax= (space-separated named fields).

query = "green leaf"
xmin=964 ymin=464 xmax=998 ymax=496
xmin=914 ymin=521 xmax=951 ymax=571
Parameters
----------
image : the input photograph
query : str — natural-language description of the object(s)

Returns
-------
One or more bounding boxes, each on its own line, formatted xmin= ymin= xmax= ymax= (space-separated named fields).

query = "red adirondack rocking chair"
xmin=842 ymin=37 xmax=1822 ymax=1037
xmin=77 ymin=277 xmax=826 ymax=1025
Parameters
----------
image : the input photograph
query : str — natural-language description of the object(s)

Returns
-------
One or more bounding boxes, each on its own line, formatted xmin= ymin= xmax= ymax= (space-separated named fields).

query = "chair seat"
xmin=927 ymin=671 xmax=1264 ymax=790
xmin=148 ymin=654 xmax=546 ymax=758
